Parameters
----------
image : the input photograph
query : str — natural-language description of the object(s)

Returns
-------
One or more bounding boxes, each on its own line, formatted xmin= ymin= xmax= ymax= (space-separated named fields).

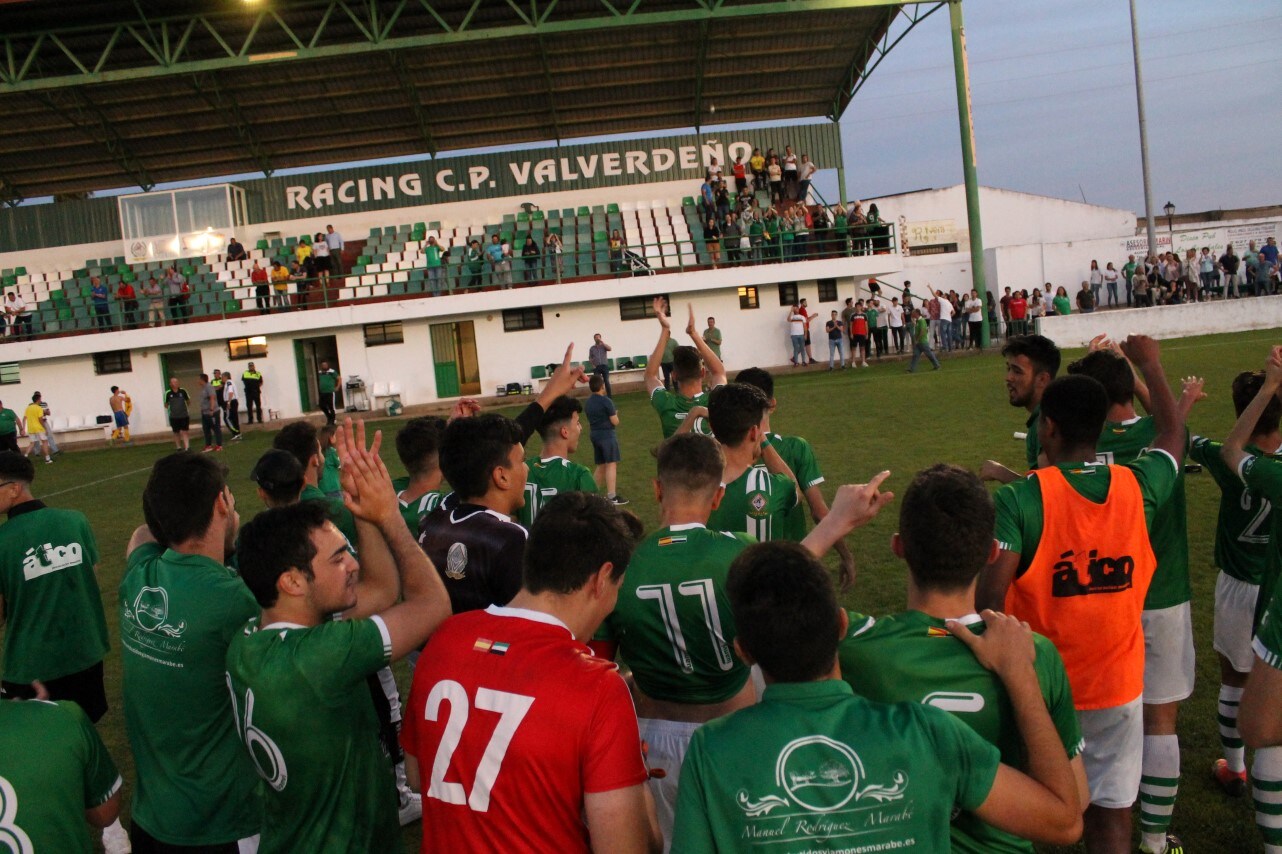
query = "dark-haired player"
xmin=672 ymin=537 xmax=1083 ymax=852
xmin=645 ymin=299 xmax=726 ymax=438
xmin=403 ymin=493 xmax=662 ymax=853
xmin=704 ymin=382 xmax=799 ymax=542
xmin=394 ymin=416 xmax=450 ymax=533
xmin=273 ymin=420 xmax=358 ymax=544
xmin=119 ymin=452 xmax=261 ymax=851
xmin=1067 ymin=344 xmax=1199 ymax=854
xmin=735 ymin=366 xmax=855 ymax=584
xmin=226 ymin=422 xmax=451 ymax=853
xmin=982 ymin=334 xmax=1061 ymax=484
xmin=1189 ymin=370 xmax=1281 ymax=846
xmin=979 ymin=335 xmax=1184 ymax=854
xmin=518 ymin=395 xmax=596 ymax=529
xmin=839 ymin=464 xmax=1088 ymax=852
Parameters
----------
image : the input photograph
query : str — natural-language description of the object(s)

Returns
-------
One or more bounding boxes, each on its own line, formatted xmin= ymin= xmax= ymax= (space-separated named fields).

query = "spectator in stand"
xmin=1088 ymin=260 xmax=1104 ymax=307
xmin=609 ymin=229 xmax=625 ymax=274
xmin=731 ymin=154 xmax=747 ymax=194
xmin=1198 ymin=247 xmax=1216 ymax=297
xmin=292 ymin=254 xmax=316 ymax=309
xmin=722 ymin=212 xmax=741 ymax=265
xmin=706 ymin=156 xmax=723 ymax=189
xmin=1122 ymin=255 xmax=1138 ymax=306
xmin=1076 ymin=280 xmax=1096 ymax=313
xmin=1245 ymin=246 xmax=1270 ymax=298
xmin=164 ymin=266 xmax=185 ymax=323
xmin=544 ymin=231 xmax=564 ymax=281
xmin=486 ymin=234 xmax=512 ymax=289
xmin=89 ymin=276 xmax=111 ymax=331
xmin=324 ymin=224 xmax=345 ymax=275
xmin=4 ymin=287 xmax=28 ymax=338
xmin=716 ymin=185 xmax=730 ymax=224
xmin=825 ymin=310 xmax=845 ymax=370
xmin=522 ymin=235 xmax=541 ymax=282
xmin=425 ymin=237 xmax=451 ymax=294
xmin=767 ymin=155 xmax=783 ymax=203
xmin=312 ymin=231 xmax=332 ymax=295
xmin=797 ymin=154 xmax=817 ymax=202
xmin=295 ymin=236 xmax=313 ymax=266
xmin=250 ymin=260 xmax=270 ymax=314
xmin=703 ymin=216 xmax=721 ymax=268
xmin=782 ymin=145 xmax=799 ymax=199
xmin=1104 ymin=262 xmax=1120 ymax=307
xmin=270 ymin=259 xmax=291 ymax=311
xmin=1029 ymin=288 xmax=1045 ymax=329
xmin=142 ymin=276 xmax=164 ymax=326
xmin=965 ymin=289 xmax=984 ymax=349
xmin=226 ymin=236 xmax=247 ymax=262
xmin=1220 ymin=244 xmax=1241 ymax=298
xmin=749 ymin=147 xmax=766 ymax=191
xmin=1053 ymin=286 xmax=1072 ymax=316
xmin=116 ymin=279 xmax=139 ymax=329
xmin=1008 ymin=289 xmax=1028 ymax=335
xmin=699 ymin=177 xmax=716 ymax=221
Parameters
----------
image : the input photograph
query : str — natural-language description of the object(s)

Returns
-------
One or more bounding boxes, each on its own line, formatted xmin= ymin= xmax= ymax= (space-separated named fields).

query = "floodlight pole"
xmin=948 ymin=1 xmax=988 ymax=345
xmin=1129 ymin=0 xmax=1159 ymax=260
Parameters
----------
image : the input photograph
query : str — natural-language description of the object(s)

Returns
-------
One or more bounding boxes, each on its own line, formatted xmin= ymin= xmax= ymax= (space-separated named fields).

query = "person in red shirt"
xmin=849 ymin=299 xmax=870 ymax=367
xmin=115 ymin=280 xmax=139 ymax=329
xmin=402 ymin=492 xmax=661 ymax=854
xmin=1008 ymin=290 xmax=1029 ymax=336
xmin=731 ymin=155 xmax=747 ymax=194
xmin=250 ymin=260 xmax=270 ymax=315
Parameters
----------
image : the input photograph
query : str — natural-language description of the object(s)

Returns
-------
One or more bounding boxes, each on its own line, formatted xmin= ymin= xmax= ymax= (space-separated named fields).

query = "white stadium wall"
xmin=1038 ymin=297 xmax=1282 ymax=349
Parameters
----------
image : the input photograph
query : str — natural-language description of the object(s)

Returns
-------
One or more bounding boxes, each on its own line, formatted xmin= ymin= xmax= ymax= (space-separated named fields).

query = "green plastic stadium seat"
xmin=530 ymin=365 xmax=548 ymax=380
xmin=14 ymin=266 xmax=26 ymax=276
xmin=502 ymin=214 xmax=516 ymax=223
xmin=577 ymin=206 xmax=590 ymax=217
xmin=606 ymin=203 xmax=620 ymax=214
xmin=606 ymin=358 xmax=615 ymax=370
xmin=516 ymin=212 xmax=529 ymax=223
xmin=532 ymin=210 xmax=545 ymax=221
xmin=682 ymin=196 xmax=696 ymax=207
xmin=593 ymin=231 xmax=607 ymax=243
xmin=369 ymin=227 xmax=382 ymax=238
xmin=256 ymin=239 xmax=269 ymax=251
xmin=634 ymin=356 xmax=648 ymax=368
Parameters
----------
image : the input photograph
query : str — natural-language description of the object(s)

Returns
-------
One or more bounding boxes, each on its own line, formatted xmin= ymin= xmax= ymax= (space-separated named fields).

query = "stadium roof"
xmin=0 ymin=0 xmax=942 ymax=203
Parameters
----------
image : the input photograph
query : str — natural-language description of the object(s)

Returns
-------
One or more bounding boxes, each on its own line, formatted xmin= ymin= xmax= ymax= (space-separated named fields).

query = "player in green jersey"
xmin=0 ymin=695 xmax=122 ymax=854
xmin=645 ymin=298 xmax=726 ymax=439
xmin=250 ymin=448 xmax=305 ymax=508
xmin=1189 ymin=371 xmax=1282 ymax=798
xmin=120 ymin=452 xmax=262 ymax=850
xmin=982 ymin=334 xmax=1061 ymax=485
xmin=592 ymin=433 xmax=880 ymax=843
xmin=518 ymin=395 xmax=597 ymax=529
xmin=228 ymin=421 xmax=453 ymax=854
xmin=980 ymin=336 xmax=1185 ymax=854
xmin=839 ymin=464 xmax=1088 ymax=854
xmin=1067 ymin=346 xmax=1196 ymax=854
xmin=735 ymin=367 xmax=856 ymax=585
xmin=672 ymin=539 xmax=1083 ymax=853
xmin=704 ymin=382 xmax=800 ymax=541
xmin=318 ymin=423 xmax=342 ymax=497
xmin=395 ymin=415 xmax=451 ymax=534
xmin=274 ymin=420 xmax=358 ymax=544
xmin=1223 ymin=347 xmax=1282 ymax=854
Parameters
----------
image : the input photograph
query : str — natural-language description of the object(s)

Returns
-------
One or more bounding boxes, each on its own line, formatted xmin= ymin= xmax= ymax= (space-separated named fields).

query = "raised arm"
xmin=645 ymin=298 xmax=670 ymax=393
xmin=803 ymin=484 xmax=858 ymax=590
xmin=1224 ymin=346 xmax=1282 ymax=473
xmin=801 ymin=472 xmax=893 ymax=559
xmin=956 ymin=612 xmax=1082 ymax=845
xmin=1117 ymin=334 xmax=1184 ymax=461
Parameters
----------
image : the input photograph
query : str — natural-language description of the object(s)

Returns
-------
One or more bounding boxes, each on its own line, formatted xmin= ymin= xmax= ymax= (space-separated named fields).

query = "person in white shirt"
xmin=787 ymin=304 xmax=807 ymax=366
xmin=222 ymin=374 xmax=242 ymax=441
xmin=797 ymin=154 xmax=818 ymax=203
xmin=931 ymin=286 xmax=954 ymax=351
xmin=312 ymin=232 xmax=332 ymax=293
xmin=964 ymin=289 xmax=984 ymax=349
xmin=5 ymin=293 xmax=28 ymax=340
xmin=325 ymin=225 xmax=345 ymax=275
xmin=886 ymin=297 xmax=906 ymax=354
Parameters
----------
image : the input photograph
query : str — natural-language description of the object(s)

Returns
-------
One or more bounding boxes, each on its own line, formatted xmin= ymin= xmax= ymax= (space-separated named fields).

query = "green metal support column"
xmin=948 ymin=0 xmax=988 ymax=345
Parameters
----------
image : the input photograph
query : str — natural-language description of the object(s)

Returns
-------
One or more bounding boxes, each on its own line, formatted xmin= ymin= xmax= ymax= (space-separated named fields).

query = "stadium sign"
xmin=252 ymin=123 xmax=843 ymax=220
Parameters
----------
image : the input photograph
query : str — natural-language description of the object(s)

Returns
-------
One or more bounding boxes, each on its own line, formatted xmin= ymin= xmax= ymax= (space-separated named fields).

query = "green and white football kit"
xmin=517 ymin=455 xmax=597 ymax=529
xmin=225 ymin=616 xmax=399 ymax=854
xmin=839 ymin=609 xmax=1082 ymax=854
xmin=672 ymin=680 xmax=1000 ymax=853
xmin=766 ymin=433 xmax=824 ymax=541
xmin=398 ymin=488 xmax=448 ymax=535
xmin=651 ymin=387 xmax=713 ymax=439
xmin=706 ymin=464 xmax=798 ymax=542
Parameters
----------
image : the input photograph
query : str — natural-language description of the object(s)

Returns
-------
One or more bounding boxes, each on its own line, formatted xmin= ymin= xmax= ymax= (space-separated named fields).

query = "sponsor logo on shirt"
xmin=736 ymin=736 xmax=909 ymax=843
xmin=445 ymin=542 xmax=468 ymax=580
xmin=923 ymin=691 xmax=985 ymax=714
xmin=1052 ymin=549 xmax=1134 ymax=597
xmin=21 ymin=541 xmax=84 ymax=580
xmin=123 ymin=586 xmax=187 ymax=638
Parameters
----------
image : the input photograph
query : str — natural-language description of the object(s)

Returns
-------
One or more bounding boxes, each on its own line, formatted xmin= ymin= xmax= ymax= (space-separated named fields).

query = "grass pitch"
xmin=6 ymin=326 xmax=1277 ymax=852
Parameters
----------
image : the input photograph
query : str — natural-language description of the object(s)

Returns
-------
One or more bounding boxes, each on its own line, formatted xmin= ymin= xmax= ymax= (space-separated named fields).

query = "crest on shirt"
xmin=124 ymin=586 xmax=187 ymax=638
xmin=750 ymin=493 xmax=768 ymax=513
xmin=737 ymin=735 xmax=907 ymax=823
xmin=445 ymin=542 xmax=468 ymax=580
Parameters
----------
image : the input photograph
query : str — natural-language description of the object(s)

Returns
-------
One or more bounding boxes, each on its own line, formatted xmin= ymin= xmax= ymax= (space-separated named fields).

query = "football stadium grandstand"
xmin=0 ymin=0 xmax=980 ymax=438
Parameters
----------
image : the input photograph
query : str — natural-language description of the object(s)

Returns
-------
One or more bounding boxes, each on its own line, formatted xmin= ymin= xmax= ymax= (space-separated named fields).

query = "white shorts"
xmin=1214 ymin=572 xmax=1260 ymax=674
xmin=27 ymin=431 xmax=46 ymax=442
xmin=1079 ymin=697 xmax=1144 ymax=808
xmin=638 ymin=717 xmax=701 ymax=853
xmin=1142 ymin=602 xmax=1195 ymax=704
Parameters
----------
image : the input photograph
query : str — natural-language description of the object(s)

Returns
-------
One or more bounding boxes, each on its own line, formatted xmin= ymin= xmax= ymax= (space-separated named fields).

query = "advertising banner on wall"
xmin=1121 ymin=221 xmax=1279 ymax=258
xmin=240 ymin=123 xmax=843 ymax=222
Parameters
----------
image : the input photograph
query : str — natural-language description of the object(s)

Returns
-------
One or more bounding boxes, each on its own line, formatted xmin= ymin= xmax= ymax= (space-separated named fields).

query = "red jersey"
xmin=732 ymin=162 xmax=746 ymax=180
xmin=402 ymin=606 xmax=648 ymax=853
xmin=1009 ymin=297 xmax=1028 ymax=319
xmin=851 ymin=315 xmax=869 ymax=336
xmin=251 ymin=266 xmax=269 ymax=285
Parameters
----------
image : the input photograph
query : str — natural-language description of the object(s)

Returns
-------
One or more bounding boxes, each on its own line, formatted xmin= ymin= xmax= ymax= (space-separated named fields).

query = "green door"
xmin=294 ymin=340 xmax=312 ymax=410
xmin=430 ymin=323 xmax=460 ymax=398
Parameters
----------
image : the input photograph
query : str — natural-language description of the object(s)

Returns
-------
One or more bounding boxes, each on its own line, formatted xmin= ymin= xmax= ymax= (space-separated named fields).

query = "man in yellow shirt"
xmin=23 ymin=392 xmax=52 ymax=464
xmin=270 ymin=260 xmax=292 ymax=312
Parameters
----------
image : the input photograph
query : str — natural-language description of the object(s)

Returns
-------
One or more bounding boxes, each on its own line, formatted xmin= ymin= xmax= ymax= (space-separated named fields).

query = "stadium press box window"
xmin=93 ymin=350 xmax=133 ymax=375
xmin=228 ymin=336 xmax=268 ymax=360
xmin=619 ymin=295 xmax=669 ymax=322
xmin=364 ymin=322 xmax=404 ymax=347
xmin=738 ymin=286 xmax=760 ymax=309
xmin=0 ymin=363 xmax=18 ymax=385
xmin=818 ymin=279 xmax=839 ymax=302
xmin=503 ymin=307 xmax=544 ymax=332
xmin=778 ymin=282 xmax=799 ymax=305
